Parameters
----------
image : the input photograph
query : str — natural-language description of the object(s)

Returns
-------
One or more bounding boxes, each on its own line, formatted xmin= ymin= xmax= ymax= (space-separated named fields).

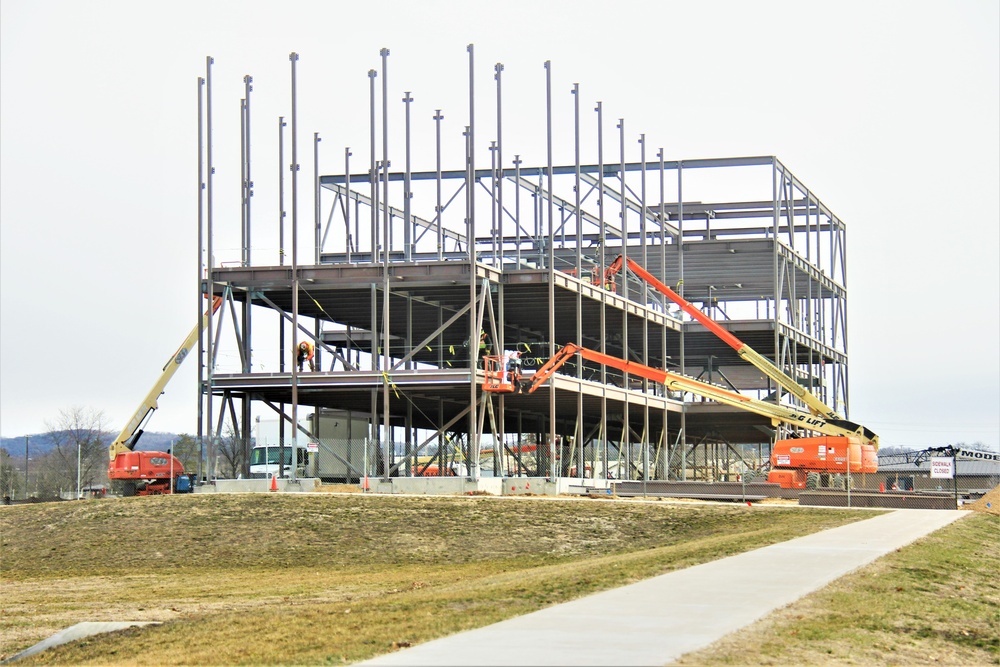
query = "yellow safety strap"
xmin=381 ymin=371 xmax=401 ymax=399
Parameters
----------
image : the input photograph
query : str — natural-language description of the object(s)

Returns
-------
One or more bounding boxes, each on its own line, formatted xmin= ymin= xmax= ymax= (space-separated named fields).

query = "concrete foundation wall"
xmin=370 ymin=476 xmax=613 ymax=496
xmin=202 ymin=478 xmax=323 ymax=493
xmin=197 ymin=476 xmax=611 ymax=497
xmin=799 ymin=490 xmax=958 ymax=509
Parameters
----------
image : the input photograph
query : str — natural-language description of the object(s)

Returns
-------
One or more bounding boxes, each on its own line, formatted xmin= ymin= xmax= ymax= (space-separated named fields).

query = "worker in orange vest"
xmin=296 ymin=341 xmax=315 ymax=372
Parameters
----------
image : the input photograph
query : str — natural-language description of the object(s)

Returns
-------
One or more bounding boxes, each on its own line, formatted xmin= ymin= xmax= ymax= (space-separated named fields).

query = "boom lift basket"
xmin=482 ymin=355 xmax=519 ymax=393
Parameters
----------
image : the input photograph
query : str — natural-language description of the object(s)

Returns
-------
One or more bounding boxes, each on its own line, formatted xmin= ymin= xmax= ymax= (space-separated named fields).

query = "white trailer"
xmin=249 ymin=409 xmax=372 ymax=482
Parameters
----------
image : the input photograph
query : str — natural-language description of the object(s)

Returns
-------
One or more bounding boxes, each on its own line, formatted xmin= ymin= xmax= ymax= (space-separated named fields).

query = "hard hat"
xmin=299 ymin=342 xmax=309 ymax=350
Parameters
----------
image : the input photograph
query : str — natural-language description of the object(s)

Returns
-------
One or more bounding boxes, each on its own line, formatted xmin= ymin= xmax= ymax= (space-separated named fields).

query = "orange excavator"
xmin=107 ymin=296 xmax=222 ymax=496
xmin=484 ymin=256 xmax=878 ymax=488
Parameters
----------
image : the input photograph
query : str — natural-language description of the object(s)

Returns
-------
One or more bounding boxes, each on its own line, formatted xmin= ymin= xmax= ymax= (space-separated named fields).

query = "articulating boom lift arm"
xmin=107 ymin=296 xmax=223 ymax=462
xmin=607 ymin=255 xmax=845 ymax=421
xmin=521 ymin=343 xmax=877 ymax=446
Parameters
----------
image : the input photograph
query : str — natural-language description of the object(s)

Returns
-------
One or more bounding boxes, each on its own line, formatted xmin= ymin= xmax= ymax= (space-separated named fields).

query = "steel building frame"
xmin=196 ymin=50 xmax=851 ymax=485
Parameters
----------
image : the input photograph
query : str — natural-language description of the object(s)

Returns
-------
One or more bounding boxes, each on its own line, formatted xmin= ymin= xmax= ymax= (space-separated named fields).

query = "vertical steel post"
xmin=313 ymin=132 xmax=322 ymax=374
xmin=771 ymin=160 xmax=781 ymax=433
xmin=596 ymin=100 xmax=607 ymax=476
xmin=952 ymin=450 xmax=959 ymax=509
xmin=380 ymin=47 xmax=392 ymax=481
xmin=403 ymin=91 xmax=413 ymax=260
xmin=242 ymin=75 xmax=254 ymax=468
xmin=495 ymin=63 xmax=504 ymax=266
xmin=205 ymin=55 xmax=215 ymax=481
xmin=244 ymin=75 xmax=254 ymax=267
xmin=639 ymin=134 xmax=647 ymax=304
xmin=840 ymin=218 xmax=850 ymax=419
xmin=241 ymin=98 xmax=247 ymax=263
xmin=658 ymin=147 xmax=667 ymax=479
xmin=678 ymin=160 xmax=686 ymax=479
xmin=489 ymin=141 xmax=497 ymax=260
xmin=639 ymin=134 xmax=648 ymax=480
xmin=381 ymin=48 xmax=390 ymax=262
xmin=434 ymin=110 xmax=444 ymax=260
xmin=289 ymin=51 xmax=300 ymax=483
xmin=345 ymin=147 xmax=353 ymax=260
xmin=573 ymin=82 xmax=584 ymax=478
xmin=279 ymin=117 xmax=286 ymax=269
xmin=513 ymin=155 xmax=521 ymax=267
xmin=314 ymin=132 xmax=321 ymax=264
xmin=618 ymin=119 xmax=627 ymax=300
xmin=278 ymin=115 xmax=286 ymax=473
xmin=196 ymin=75 xmax=205 ymax=484
xmin=544 ymin=60 xmax=556 ymax=478
xmin=467 ymin=43 xmax=478 ymax=477
xmin=368 ymin=68 xmax=377 ymax=263
xmin=617 ymin=118 xmax=629 ymax=473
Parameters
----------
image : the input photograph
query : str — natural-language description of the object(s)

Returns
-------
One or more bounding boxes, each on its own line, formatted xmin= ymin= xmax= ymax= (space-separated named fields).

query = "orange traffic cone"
xmin=270 ymin=475 xmax=278 ymax=492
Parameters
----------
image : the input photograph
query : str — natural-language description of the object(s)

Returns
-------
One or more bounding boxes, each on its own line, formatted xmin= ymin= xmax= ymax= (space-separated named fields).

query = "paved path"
xmin=3 ymin=622 xmax=160 ymax=664
xmin=358 ymin=509 xmax=967 ymax=666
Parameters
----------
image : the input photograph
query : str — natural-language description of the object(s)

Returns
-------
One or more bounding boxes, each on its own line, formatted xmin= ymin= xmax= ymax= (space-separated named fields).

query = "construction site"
xmin=188 ymin=49 xmax=860 ymax=495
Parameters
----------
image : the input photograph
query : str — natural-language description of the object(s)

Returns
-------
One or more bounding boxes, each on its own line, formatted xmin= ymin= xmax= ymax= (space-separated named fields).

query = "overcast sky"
xmin=1 ymin=0 xmax=997 ymax=451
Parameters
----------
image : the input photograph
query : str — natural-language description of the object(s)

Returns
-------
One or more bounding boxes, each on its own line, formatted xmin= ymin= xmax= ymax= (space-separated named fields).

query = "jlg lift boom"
xmin=605 ymin=255 xmax=878 ymax=447
xmin=107 ymin=296 xmax=222 ymax=496
xmin=485 ymin=343 xmax=877 ymax=488
xmin=608 ymin=255 xmax=841 ymax=419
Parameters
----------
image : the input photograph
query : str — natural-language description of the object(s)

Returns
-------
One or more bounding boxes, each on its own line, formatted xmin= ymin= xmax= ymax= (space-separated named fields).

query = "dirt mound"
xmin=965 ymin=484 xmax=1000 ymax=515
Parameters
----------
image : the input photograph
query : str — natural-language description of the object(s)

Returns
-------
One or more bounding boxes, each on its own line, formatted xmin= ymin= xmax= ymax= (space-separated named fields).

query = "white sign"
xmin=930 ymin=457 xmax=954 ymax=479
xmin=307 ymin=442 xmax=319 ymax=453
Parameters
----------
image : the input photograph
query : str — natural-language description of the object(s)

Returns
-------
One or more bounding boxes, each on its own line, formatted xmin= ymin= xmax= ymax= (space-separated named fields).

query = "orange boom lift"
xmin=107 ymin=296 xmax=222 ymax=496
xmin=485 ymin=255 xmax=878 ymax=488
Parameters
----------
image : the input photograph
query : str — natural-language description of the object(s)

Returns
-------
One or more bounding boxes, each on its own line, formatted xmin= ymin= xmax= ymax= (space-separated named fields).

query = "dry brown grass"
xmin=1 ymin=494 xmax=872 ymax=665
xmin=966 ymin=483 xmax=1000 ymax=515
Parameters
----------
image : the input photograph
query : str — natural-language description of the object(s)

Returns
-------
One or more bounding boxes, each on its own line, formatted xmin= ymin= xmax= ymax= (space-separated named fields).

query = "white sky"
xmin=1 ymin=0 xmax=997 ymax=450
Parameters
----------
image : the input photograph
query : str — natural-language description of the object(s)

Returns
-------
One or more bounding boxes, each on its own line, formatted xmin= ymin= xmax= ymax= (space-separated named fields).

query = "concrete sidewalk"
xmin=358 ymin=509 xmax=968 ymax=666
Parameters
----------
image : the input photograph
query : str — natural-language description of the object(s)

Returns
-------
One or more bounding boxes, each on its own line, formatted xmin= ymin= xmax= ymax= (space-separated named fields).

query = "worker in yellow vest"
xmin=296 ymin=341 xmax=315 ymax=372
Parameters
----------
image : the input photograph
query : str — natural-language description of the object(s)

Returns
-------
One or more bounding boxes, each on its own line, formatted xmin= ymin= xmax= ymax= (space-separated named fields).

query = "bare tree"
xmin=44 ymin=407 xmax=111 ymax=496
xmin=170 ymin=433 xmax=201 ymax=476
xmin=215 ymin=425 xmax=247 ymax=479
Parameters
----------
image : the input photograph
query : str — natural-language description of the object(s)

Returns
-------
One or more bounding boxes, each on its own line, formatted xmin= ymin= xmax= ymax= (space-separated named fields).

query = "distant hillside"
xmin=1 ymin=431 xmax=184 ymax=458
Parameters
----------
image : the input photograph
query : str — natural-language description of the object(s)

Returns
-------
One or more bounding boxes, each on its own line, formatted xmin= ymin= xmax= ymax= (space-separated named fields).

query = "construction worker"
xmin=296 ymin=340 xmax=315 ymax=372
xmin=504 ymin=349 xmax=522 ymax=385
xmin=477 ymin=330 xmax=490 ymax=369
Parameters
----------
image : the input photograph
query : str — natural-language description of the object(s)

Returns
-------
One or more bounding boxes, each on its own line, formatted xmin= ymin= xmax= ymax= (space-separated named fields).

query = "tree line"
xmin=0 ymin=407 xmax=251 ymax=501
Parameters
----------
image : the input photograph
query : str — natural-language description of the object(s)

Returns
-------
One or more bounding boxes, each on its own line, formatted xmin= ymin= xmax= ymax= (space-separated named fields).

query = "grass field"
xmin=1 ymin=494 xmax=870 ymax=665
xmin=0 ymin=492 xmax=995 ymax=665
